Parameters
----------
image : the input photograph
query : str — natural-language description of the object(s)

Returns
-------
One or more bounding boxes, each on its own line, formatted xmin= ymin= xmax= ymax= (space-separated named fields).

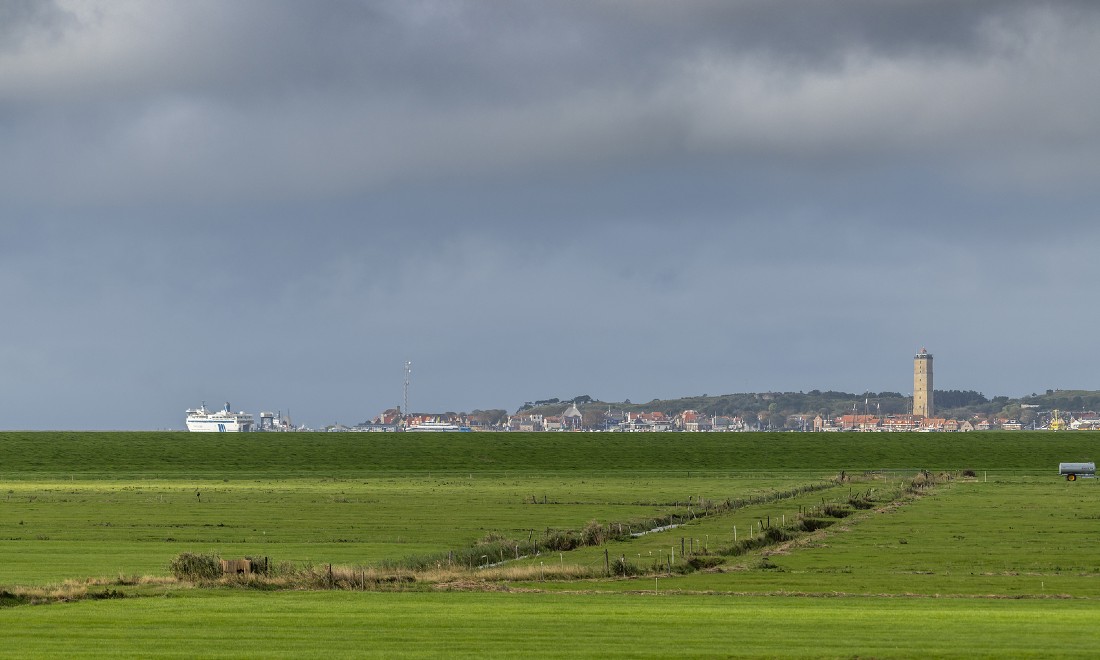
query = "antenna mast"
xmin=403 ymin=361 xmax=412 ymax=418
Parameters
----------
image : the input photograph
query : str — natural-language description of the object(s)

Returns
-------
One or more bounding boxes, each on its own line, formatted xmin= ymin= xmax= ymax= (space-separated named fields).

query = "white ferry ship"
xmin=185 ymin=402 xmax=255 ymax=432
xmin=404 ymin=422 xmax=471 ymax=432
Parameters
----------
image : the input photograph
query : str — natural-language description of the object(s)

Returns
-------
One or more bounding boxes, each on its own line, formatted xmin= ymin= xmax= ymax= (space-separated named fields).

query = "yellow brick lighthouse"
xmin=913 ymin=348 xmax=933 ymax=418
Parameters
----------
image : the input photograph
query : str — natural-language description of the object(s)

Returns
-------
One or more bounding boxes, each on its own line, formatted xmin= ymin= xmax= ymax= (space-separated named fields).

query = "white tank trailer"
xmin=1058 ymin=462 xmax=1096 ymax=481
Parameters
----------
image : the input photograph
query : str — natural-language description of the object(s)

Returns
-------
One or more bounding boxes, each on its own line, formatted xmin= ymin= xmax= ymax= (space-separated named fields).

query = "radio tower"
xmin=403 ymin=361 xmax=412 ymax=419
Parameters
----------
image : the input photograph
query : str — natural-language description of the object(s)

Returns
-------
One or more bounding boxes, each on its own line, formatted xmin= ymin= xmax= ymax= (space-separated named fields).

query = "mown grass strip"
xmin=0 ymin=431 xmax=1095 ymax=477
xmin=3 ymin=591 xmax=1100 ymax=658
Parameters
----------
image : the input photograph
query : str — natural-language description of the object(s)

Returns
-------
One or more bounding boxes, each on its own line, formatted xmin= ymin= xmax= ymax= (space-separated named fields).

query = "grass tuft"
xmin=169 ymin=552 xmax=222 ymax=581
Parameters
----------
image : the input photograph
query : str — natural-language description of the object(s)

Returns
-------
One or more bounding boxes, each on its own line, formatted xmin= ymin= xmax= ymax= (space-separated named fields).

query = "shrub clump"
xmin=169 ymin=552 xmax=222 ymax=581
xmin=542 ymin=529 xmax=583 ymax=552
xmin=611 ymin=557 xmax=642 ymax=576
xmin=763 ymin=526 xmax=795 ymax=543
xmin=0 ymin=590 xmax=30 ymax=608
xmin=797 ymin=517 xmax=836 ymax=532
xmin=847 ymin=497 xmax=875 ymax=510
xmin=911 ymin=470 xmax=944 ymax=488
xmin=582 ymin=520 xmax=606 ymax=546
xmin=686 ymin=556 xmax=725 ymax=571
xmin=753 ymin=556 xmax=783 ymax=571
xmin=821 ymin=503 xmax=852 ymax=518
xmin=88 ymin=589 xmax=125 ymax=600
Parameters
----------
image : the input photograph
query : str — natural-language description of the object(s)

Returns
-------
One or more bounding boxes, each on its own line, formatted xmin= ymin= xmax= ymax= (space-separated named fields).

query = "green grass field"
xmin=3 ymin=431 xmax=1100 ymax=657
xmin=5 ymin=591 xmax=1100 ymax=658
xmin=0 ymin=430 xmax=1095 ymax=476
xmin=0 ymin=473 xmax=828 ymax=584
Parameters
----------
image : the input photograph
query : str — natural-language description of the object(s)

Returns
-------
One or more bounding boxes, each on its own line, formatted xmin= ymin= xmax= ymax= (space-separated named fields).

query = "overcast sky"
xmin=3 ymin=1 xmax=1100 ymax=429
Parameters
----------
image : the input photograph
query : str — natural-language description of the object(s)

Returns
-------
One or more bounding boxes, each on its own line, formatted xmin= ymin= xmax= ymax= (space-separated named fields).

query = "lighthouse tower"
xmin=913 ymin=348 xmax=934 ymax=418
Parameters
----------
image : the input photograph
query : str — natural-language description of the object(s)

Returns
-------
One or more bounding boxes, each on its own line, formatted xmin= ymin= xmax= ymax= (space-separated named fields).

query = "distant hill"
xmin=517 ymin=389 xmax=1100 ymax=429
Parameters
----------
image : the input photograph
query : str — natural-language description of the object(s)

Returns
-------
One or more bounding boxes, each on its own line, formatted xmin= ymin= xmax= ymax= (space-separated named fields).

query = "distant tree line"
xmin=518 ymin=395 xmax=594 ymax=412
xmin=933 ymin=390 xmax=988 ymax=409
xmin=467 ymin=409 xmax=508 ymax=425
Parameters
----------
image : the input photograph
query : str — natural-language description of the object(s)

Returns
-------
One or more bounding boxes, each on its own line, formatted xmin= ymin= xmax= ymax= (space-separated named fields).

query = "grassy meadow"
xmin=0 ymin=473 xmax=827 ymax=584
xmin=3 ymin=430 xmax=1100 ymax=657
xmin=5 ymin=591 xmax=1100 ymax=658
xmin=0 ymin=430 xmax=1094 ymax=476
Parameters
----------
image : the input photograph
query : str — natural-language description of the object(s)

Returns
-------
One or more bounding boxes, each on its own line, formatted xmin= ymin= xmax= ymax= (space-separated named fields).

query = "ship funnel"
xmin=224 ymin=402 xmax=231 ymax=412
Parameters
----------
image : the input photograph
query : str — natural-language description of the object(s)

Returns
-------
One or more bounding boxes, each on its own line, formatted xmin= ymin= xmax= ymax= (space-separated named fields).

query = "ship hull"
xmin=186 ymin=418 xmax=253 ymax=432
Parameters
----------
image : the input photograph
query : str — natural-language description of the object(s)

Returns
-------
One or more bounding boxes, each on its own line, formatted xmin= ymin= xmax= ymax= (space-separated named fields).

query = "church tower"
xmin=913 ymin=348 xmax=933 ymax=418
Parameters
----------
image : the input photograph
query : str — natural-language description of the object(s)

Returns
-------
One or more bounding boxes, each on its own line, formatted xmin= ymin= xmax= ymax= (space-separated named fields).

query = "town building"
xmin=562 ymin=403 xmax=583 ymax=430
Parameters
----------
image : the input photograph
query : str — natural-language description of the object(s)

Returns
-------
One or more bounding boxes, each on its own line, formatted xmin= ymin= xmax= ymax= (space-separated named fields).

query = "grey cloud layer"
xmin=3 ymin=1 xmax=1100 ymax=428
xmin=4 ymin=1 xmax=1100 ymax=208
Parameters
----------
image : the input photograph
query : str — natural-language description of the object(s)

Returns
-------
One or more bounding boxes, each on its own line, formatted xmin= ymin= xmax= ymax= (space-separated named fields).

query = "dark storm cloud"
xmin=3 ymin=2 xmax=1100 ymax=428
xmin=0 ymin=0 xmax=76 ymax=50
xmin=5 ymin=0 xmax=1100 ymax=212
